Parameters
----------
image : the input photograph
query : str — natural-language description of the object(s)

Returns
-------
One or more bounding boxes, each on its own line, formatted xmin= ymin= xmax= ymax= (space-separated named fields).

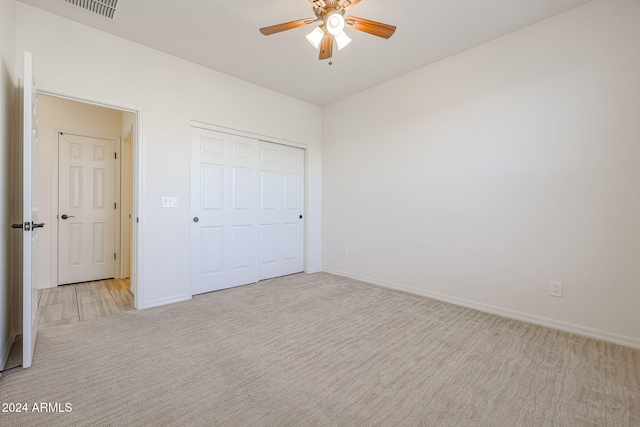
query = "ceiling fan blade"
xmin=319 ymin=34 xmax=333 ymax=60
xmin=260 ymin=18 xmax=315 ymax=35
xmin=345 ymin=16 xmax=396 ymax=39
xmin=339 ymin=0 xmax=362 ymax=10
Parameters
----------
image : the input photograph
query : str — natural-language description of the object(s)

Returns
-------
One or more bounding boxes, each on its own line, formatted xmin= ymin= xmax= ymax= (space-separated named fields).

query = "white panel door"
xmin=58 ymin=133 xmax=116 ymax=285
xmin=191 ymin=128 xmax=261 ymax=294
xmin=259 ymin=141 xmax=305 ymax=280
xmin=20 ymin=51 xmax=41 ymax=369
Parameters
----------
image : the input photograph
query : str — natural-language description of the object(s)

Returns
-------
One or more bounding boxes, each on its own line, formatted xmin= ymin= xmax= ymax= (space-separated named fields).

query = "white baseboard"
xmin=323 ymin=268 xmax=640 ymax=350
xmin=1 ymin=330 xmax=17 ymax=379
xmin=142 ymin=294 xmax=191 ymax=310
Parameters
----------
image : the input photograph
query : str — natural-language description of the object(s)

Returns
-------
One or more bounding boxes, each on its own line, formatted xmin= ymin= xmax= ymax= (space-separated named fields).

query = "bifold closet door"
xmin=191 ymin=128 xmax=305 ymax=295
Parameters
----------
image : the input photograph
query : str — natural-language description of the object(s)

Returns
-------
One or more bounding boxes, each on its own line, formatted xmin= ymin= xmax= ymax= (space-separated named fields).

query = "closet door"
xmin=258 ymin=141 xmax=305 ymax=280
xmin=191 ymin=128 xmax=306 ymax=294
xmin=190 ymin=128 xmax=261 ymax=294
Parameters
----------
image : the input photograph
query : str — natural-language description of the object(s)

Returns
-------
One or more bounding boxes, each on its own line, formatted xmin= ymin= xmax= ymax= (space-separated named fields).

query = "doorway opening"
xmin=35 ymin=93 xmax=138 ymax=328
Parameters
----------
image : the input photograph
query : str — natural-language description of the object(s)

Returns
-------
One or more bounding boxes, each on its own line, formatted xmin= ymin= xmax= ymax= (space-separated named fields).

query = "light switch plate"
xmin=161 ymin=196 xmax=179 ymax=208
xmin=550 ymin=281 xmax=563 ymax=297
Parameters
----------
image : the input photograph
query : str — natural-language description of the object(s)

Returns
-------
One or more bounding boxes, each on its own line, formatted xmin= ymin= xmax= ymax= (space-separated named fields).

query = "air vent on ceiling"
xmin=62 ymin=0 xmax=120 ymax=20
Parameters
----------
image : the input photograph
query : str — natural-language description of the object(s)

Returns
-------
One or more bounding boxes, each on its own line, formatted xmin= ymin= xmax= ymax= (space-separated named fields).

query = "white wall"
xmin=322 ymin=0 xmax=640 ymax=347
xmin=36 ymin=94 xmax=123 ymax=288
xmin=0 ymin=0 xmax=16 ymax=371
xmin=16 ymin=3 xmax=323 ymax=308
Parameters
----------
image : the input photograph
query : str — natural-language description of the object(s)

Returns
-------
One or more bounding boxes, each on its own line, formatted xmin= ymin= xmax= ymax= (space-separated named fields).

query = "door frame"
xmin=190 ymin=120 xmax=310 ymax=276
xmin=38 ymin=89 xmax=143 ymax=309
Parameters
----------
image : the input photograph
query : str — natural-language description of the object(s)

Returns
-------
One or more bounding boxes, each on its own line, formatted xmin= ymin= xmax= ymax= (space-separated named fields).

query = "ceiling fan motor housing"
xmin=314 ymin=1 xmax=346 ymax=20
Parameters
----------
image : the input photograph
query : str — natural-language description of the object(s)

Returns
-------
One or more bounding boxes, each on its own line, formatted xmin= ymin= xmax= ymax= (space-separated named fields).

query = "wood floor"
xmin=38 ymin=278 xmax=133 ymax=329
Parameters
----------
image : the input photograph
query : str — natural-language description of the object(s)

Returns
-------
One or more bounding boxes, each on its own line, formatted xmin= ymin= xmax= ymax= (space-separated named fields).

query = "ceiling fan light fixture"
xmin=335 ymin=31 xmax=352 ymax=50
xmin=325 ymin=12 xmax=345 ymax=36
xmin=259 ymin=1 xmax=396 ymax=62
xmin=306 ymin=26 xmax=325 ymax=49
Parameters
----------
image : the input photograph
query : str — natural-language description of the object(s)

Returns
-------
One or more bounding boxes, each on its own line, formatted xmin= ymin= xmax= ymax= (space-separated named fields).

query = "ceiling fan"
xmin=259 ymin=0 xmax=396 ymax=61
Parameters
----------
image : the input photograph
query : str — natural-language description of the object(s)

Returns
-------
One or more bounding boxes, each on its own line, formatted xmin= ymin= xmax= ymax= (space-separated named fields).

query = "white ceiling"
xmin=18 ymin=0 xmax=593 ymax=106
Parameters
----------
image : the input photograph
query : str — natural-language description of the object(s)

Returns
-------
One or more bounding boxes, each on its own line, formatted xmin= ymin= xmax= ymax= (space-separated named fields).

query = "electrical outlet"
xmin=342 ymin=249 xmax=348 ymax=259
xmin=550 ymin=281 xmax=563 ymax=297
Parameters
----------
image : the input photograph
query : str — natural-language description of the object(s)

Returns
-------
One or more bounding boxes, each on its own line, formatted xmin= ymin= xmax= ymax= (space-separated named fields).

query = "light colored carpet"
xmin=1 ymin=272 xmax=638 ymax=426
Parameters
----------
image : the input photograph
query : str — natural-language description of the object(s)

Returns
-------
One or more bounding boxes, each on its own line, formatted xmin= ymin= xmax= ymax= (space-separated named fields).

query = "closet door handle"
xmin=61 ymin=214 xmax=75 ymax=220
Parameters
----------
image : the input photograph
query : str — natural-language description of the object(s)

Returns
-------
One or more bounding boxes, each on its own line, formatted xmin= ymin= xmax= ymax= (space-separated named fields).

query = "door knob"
xmin=193 ymin=217 xmax=199 ymax=223
xmin=61 ymin=214 xmax=75 ymax=220
xmin=32 ymin=222 xmax=45 ymax=229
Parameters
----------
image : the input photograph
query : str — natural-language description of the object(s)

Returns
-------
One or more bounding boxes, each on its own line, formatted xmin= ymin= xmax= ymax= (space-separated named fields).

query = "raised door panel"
xmin=201 ymin=164 xmax=223 ymax=210
xmin=232 ymin=167 xmax=252 ymax=211
xmin=93 ymin=168 xmax=106 ymax=209
xmin=261 ymin=171 xmax=277 ymax=211
xmin=284 ymin=173 xmax=300 ymax=211
xmin=92 ymin=222 xmax=106 ymax=264
xmin=283 ymin=223 xmax=300 ymax=261
xmin=68 ymin=223 xmax=82 ymax=266
xmin=69 ymin=166 xmax=83 ymax=209
xmin=201 ymin=136 xmax=224 ymax=157
xmin=202 ymin=226 xmax=223 ymax=274
xmin=232 ymin=225 xmax=253 ymax=270
xmin=261 ymin=224 xmax=277 ymax=266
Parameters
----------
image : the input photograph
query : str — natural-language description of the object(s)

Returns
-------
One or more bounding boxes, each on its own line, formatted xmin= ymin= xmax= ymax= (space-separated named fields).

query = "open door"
xmin=19 ymin=52 xmax=41 ymax=368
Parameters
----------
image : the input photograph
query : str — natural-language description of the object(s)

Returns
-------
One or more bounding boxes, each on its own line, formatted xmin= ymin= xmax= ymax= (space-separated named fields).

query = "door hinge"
xmin=114 ymin=253 xmax=117 ymax=260
xmin=114 ymin=202 xmax=117 ymax=209
xmin=114 ymin=152 xmax=117 ymax=160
